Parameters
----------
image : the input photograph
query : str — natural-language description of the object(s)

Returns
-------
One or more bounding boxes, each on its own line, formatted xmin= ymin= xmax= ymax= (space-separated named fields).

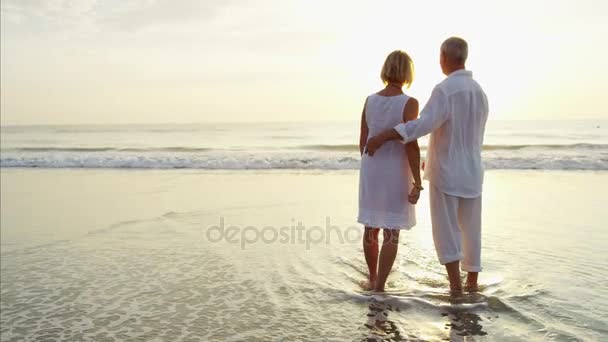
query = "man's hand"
xmin=365 ymin=135 xmax=385 ymax=156
xmin=365 ymin=129 xmax=404 ymax=156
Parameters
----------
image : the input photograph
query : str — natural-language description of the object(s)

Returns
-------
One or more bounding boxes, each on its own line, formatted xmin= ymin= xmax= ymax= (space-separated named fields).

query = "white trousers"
xmin=429 ymin=184 xmax=482 ymax=272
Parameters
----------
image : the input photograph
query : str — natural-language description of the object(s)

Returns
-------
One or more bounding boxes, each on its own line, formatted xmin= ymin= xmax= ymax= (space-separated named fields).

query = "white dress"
xmin=358 ymin=94 xmax=416 ymax=230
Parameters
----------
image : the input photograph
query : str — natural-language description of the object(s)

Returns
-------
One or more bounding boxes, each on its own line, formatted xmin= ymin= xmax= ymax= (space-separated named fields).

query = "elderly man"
xmin=365 ymin=37 xmax=489 ymax=294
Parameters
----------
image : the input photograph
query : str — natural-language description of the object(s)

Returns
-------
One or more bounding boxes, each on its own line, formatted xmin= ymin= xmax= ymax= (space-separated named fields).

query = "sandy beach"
xmin=1 ymin=169 xmax=607 ymax=341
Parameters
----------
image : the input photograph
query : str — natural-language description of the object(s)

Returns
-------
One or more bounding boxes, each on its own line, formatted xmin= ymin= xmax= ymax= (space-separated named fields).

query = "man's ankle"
xmin=450 ymin=284 xmax=462 ymax=292
xmin=465 ymin=272 xmax=478 ymax=285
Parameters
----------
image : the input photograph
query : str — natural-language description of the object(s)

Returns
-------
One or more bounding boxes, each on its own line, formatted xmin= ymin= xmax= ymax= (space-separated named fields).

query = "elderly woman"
xmin=358 ymin=50 xmax=422 ymax=292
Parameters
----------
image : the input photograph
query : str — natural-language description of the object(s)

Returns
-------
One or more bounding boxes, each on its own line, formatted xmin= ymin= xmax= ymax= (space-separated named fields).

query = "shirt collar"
xmin=448 ymin=69 xmax=472 ymax=78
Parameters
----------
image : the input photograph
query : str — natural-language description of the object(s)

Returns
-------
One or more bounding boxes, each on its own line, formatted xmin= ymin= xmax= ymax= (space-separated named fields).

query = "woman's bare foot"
xmin=360 ymin=278 xmax=377 ymax=291
xmin=374 ymin=229 xmax=399 ymax=294
xmin=373 ymin=284 xmax=385 ymax=292
xmin=367 ymin=279 xmax=377 ymax=291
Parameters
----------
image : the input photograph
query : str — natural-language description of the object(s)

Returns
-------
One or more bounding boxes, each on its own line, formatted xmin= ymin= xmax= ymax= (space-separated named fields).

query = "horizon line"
xmin=2 ymin=117 xmax=607 ymax=128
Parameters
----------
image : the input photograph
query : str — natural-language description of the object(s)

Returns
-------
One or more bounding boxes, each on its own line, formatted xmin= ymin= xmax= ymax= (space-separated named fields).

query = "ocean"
xmin=1 ymin=120 xmax=607 ymax=341
xmin=1 ymin=120 xmax=607 ymax=170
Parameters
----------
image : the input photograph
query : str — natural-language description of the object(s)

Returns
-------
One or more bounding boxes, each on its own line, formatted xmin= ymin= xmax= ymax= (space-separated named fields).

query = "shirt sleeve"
xmin=395 ymin=86 xmax=449 ymax=143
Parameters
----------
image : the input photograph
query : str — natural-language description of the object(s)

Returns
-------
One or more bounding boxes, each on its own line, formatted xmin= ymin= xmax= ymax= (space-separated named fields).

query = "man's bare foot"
xmin=448 ymin=293 xmax=467 ymax=305
xmin=465 ymin=272 xmax=479 ymax=292
xmin=449 ymin=287 xmax=464 ymax=300
xmin=464 ymin=283 xmax=479 ymax=292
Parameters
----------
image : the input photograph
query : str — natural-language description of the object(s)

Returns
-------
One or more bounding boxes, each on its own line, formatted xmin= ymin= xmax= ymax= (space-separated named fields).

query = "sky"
xmin=1 ymin=0 xmax=607 ymax=125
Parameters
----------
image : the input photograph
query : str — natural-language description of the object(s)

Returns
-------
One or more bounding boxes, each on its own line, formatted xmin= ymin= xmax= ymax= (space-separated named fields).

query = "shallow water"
xmin=1 ymin=169 xmax=607 ymax=341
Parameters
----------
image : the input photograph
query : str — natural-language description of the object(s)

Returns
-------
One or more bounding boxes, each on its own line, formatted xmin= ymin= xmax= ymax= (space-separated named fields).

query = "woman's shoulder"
xmin=404 ymin=96 xmax=419 ymax=110
xmin=403 ymin=96 xmax=419 ymax=120
xmin=406 ymin=96 xmax=418 ymax=105
xmin=365 ymin=92 xmax=382 ymax=104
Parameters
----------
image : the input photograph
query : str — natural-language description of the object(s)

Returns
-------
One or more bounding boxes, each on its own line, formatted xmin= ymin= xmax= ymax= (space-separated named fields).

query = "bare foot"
xmin=465 ymin=272 xmax=479 ymax=292
xmin=449 ymin=288 xmax=464 ymax=302
xmin=449 ymin=285 xmax=463 ymax=298
xmin=360 ymin=278 xmax=377 ymax=291
xmin=373 ymin=285 xmax=385 ymax=293
xmin=464 ymin=283 xmax=479 ymax=293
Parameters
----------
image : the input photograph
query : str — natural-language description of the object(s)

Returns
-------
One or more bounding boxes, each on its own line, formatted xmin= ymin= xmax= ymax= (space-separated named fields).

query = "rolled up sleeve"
xmin=395 ymin=86 xmax=449 ymax=143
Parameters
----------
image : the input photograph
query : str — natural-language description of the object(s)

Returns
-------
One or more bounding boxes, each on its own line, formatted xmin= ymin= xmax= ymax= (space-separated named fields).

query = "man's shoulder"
xmin=439 ymin=75 xmax=485 ymax=96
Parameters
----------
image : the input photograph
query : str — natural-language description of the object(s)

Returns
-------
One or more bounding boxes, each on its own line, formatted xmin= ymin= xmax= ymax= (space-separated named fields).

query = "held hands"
xmin=408 ymin=183 xmax=423 ymax=204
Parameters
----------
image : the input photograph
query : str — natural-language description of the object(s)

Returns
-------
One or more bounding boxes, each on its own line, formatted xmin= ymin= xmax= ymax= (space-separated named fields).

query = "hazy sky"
xmin=1 ymin=0 xmax=607 ymax=125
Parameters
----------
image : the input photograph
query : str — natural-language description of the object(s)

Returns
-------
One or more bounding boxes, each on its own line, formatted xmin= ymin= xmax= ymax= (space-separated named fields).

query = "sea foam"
xmin=1 ymin=146 xmax=607 ymax=170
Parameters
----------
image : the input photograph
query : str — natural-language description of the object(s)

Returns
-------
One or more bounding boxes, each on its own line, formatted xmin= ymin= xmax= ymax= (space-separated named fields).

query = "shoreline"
xmin=2 ymin=167 xmax=608 ymax=173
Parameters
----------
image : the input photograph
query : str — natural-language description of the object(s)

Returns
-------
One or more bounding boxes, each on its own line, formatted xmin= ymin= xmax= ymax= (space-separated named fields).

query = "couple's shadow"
xmin=442 ymin=308 xmax=487 ymax=340
xmin=360 ymin=294 xmax=488 ymax=341
xmin=362 ymin=296 xmax=406 ymax=341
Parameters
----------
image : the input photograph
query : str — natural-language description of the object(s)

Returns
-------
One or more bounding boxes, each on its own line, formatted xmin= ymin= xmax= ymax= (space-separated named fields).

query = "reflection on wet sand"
xmin=361 ymin=297 xmax=408 ymax=341
xmin=443 ymin=309 xmax=487 ymax=340
xmin=360 ymin=294 xmax=488 ymax=341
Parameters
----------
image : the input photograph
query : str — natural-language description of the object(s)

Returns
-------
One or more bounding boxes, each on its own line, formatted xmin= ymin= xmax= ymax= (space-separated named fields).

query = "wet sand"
xmin=1 ymin=169 xmax=607 ymax=341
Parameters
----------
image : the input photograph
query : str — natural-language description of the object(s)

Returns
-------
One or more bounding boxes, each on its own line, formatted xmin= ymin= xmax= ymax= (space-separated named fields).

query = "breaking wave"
xmin=2 ymin=147 xmax=607 ymax=170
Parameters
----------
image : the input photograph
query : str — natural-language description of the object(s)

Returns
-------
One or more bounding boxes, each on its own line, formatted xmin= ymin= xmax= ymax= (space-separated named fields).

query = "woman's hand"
xmin=408 ymin=184 xmax=423 ymax=204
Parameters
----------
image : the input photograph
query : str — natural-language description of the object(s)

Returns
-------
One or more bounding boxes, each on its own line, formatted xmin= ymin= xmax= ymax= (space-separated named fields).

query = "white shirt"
xmin=394 ymin=69 xmax=489 ymax=198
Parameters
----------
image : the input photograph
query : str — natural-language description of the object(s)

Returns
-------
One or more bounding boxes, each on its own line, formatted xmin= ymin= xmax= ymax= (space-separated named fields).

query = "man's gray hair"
xmin=441 ymin=37 xmax=468 ymax=64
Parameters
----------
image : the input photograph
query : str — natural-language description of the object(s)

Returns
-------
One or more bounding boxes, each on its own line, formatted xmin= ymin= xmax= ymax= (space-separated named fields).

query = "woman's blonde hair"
xmin=380 ymin=50 xmax=414 ymax=88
